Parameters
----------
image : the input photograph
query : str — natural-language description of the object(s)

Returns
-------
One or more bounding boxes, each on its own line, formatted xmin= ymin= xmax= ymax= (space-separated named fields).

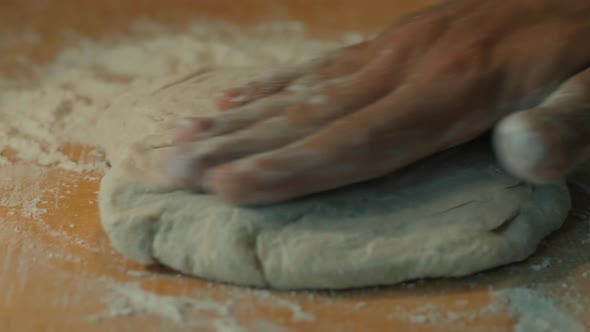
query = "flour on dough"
xmin=98 ymin=70 xmax=571 ymax=290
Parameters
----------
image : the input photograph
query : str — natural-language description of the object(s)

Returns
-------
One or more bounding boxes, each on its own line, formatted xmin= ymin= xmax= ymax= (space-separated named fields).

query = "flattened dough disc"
xmin=99 ymin=135 xmax=571 ymax=290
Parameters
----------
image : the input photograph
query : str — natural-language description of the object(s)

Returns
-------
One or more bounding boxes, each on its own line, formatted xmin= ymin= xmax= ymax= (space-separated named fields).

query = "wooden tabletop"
xmin=1 ymin=1 xmax=590 ymax=331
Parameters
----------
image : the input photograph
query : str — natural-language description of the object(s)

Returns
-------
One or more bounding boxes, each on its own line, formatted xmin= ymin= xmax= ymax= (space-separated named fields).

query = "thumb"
xmin=493 ymin=67 xmax=590 ymax=183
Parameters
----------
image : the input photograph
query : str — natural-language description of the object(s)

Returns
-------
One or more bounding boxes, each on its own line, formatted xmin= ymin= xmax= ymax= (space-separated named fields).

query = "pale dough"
xmin=98 ymin=69 xmax=571 ymax=290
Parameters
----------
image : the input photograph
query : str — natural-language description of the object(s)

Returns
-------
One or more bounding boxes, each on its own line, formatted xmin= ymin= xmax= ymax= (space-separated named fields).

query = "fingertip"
xmin=217 ymin=96 xmax=245 ymax=111
xmin=206 ymin=164 xmax=289 ymax=206
xmin=205 ymin=166 xmax=255 ymax=205
xmin=216 ymin=89 xmax=248 ymax=111
xmin=494 ymin=112 xmax=565 ymax=183
xmin=174 ymin=117 xmax=213 ymax=142
xmin=164 ymin=149 xmax=198 ymax=190
xmin=222 ymin=88 xmax=242 ymax=98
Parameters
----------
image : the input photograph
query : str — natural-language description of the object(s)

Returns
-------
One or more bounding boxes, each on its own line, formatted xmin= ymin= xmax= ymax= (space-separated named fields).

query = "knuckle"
xmin=426 ymin=52 xmax=478 ymax=82
xmin=424 ymin=36 xmax=490 ymax=83
xmin=396 ymin=14 xmax=449 ymax=46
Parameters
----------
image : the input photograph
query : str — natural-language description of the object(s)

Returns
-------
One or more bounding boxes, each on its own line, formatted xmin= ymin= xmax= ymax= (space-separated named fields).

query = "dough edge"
xmin=98 ymin=136 xmax=571 ymax=290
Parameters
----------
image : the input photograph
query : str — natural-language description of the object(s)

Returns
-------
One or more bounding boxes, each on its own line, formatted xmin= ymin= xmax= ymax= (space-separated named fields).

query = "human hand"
xmin=168 ymin=0 xmax=590 ymax=206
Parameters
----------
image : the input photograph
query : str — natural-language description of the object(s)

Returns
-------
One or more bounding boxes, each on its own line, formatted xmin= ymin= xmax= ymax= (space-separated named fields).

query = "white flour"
xmin=496 ymin=287 xmax=586 ymax=332
xmin=88 ymin=278 xmax=586 ymax=331
xmin=90 ymin=279 xmax=313 ymax=331
xmin=0 ymin=20 xmax=352 ymax=173
xmin=387 ymin=287 xmax=586 ymax=331
xmin=0 ymin=164 xmax=48 ymax=219
xmin=89 ymin=281 xmax=240 ymax=329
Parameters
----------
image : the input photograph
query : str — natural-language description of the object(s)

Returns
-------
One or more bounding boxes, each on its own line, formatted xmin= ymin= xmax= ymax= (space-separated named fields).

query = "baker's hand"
xmin=168 ymin=0 xmax=590 ymax=206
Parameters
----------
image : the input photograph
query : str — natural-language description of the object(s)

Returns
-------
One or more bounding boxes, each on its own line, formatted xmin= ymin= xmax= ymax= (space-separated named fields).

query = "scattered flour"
xmin=0 ymin=164 xmax=48 ymax=219
xmin=252 ymin=290 xmax=315 ymax=322
xmin=354 ymin=301 xmax=367 ymax=311
xmin=455 ymin=299 xmax=470 ymax=307
xmin=0 ymin=19 xmax=351 ymax=332
xmin=390 ymin=296 xmax=505 ymax=326
xmin=495 ymin=287 xmax=586 ymax=332
xmin=126 ymin=269 xmax=153 ymax=278
xmin=0 ymin=20 xmax=351 ymax=173
xmin=388 ymin=287 xmax=586 ymax=330
xmin=89 ymin=281 xmax=240 ymax=329
xmin=0 ymin=21 xmax=341 ymax=331
xmin=91 ymin=280 xmax=314 ymax=331
xmin=530 ymin=257 xmax=552 ymax=272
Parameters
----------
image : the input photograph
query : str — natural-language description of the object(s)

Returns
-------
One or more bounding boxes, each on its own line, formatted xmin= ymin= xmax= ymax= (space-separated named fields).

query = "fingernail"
xmin=223 ymin=88 xmax=242 ymax=98
xmin=177 ymin=118 xmax=213 ymax=134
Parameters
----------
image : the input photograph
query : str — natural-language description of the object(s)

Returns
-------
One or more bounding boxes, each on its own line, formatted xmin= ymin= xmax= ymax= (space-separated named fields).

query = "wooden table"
xmin=1 ymin=1 xmax=590 ymax=331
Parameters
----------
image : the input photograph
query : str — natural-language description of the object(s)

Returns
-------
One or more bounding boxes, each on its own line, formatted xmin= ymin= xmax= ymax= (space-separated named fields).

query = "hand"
xmin=167 ymin=0 xmax=590 ymax=206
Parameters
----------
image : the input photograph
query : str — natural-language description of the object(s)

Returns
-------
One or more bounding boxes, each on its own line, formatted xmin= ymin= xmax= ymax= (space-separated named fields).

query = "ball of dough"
xmin=98 ymin=70 xmax=571 ymax=290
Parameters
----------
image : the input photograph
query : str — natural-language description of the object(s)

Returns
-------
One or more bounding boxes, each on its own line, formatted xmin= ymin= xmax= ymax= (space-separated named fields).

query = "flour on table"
xmin=89 ymin=281 xmax=239 ymax=329
xmin=0 ymin=164 xmax=49 ymax=220
xmin=0 ymin=20 xmax=345 ymax=172
xmin=495 ymin=287 xmax=586 ymax=332
xmin=388 ymin=287 xmax=585 ymax=330
xmin=91 ymin=279 xmax=312 ymax=331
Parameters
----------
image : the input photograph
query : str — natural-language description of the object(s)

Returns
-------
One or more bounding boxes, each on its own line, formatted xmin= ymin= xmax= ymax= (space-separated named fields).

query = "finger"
xmin=204 ymin=133 xmax=374 ymax=206
xmin=206 ymin=85 xmax=476 ymax=206
xmin=169 ymin=49 xmax=404 ymax=190
xmin=216 ymin=42 xmax=371 ymax=110
xmin=174 ymin=117 xmax=215 ymax=142
xmin=168 ymin=116 xmax=312 ymax=189
xmin=494 ymin=66 xmax=590 ymax=183
xmin=185 ymin=93 xmax=302 ymax=140
xmin=217 ymin=68 xmax=303 ymax=110
xmin=180 ymin=46 xmax=402 ymax=142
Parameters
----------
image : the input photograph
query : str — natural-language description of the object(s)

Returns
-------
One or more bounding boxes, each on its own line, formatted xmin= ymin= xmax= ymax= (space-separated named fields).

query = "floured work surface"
xmin=2 ymin=1 xmax=590 ymax=330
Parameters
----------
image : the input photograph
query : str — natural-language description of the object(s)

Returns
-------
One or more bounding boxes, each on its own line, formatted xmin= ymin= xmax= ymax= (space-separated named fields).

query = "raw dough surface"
xmin=99 ymin=70 xmax=571 ymax=290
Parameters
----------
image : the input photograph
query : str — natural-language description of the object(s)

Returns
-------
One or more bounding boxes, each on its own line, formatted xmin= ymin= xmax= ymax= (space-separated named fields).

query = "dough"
xmin=98 ymin=70 xmax=571 ymax=290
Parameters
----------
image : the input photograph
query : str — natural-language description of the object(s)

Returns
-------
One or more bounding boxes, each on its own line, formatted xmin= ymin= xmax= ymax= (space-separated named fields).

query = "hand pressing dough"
xmin=98 ymin=70 xmax=571 ymax=290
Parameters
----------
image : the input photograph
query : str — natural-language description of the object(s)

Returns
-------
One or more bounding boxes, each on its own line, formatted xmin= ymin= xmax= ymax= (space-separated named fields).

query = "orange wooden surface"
xmin=1 ymin=1 xmax=590 ymax=331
